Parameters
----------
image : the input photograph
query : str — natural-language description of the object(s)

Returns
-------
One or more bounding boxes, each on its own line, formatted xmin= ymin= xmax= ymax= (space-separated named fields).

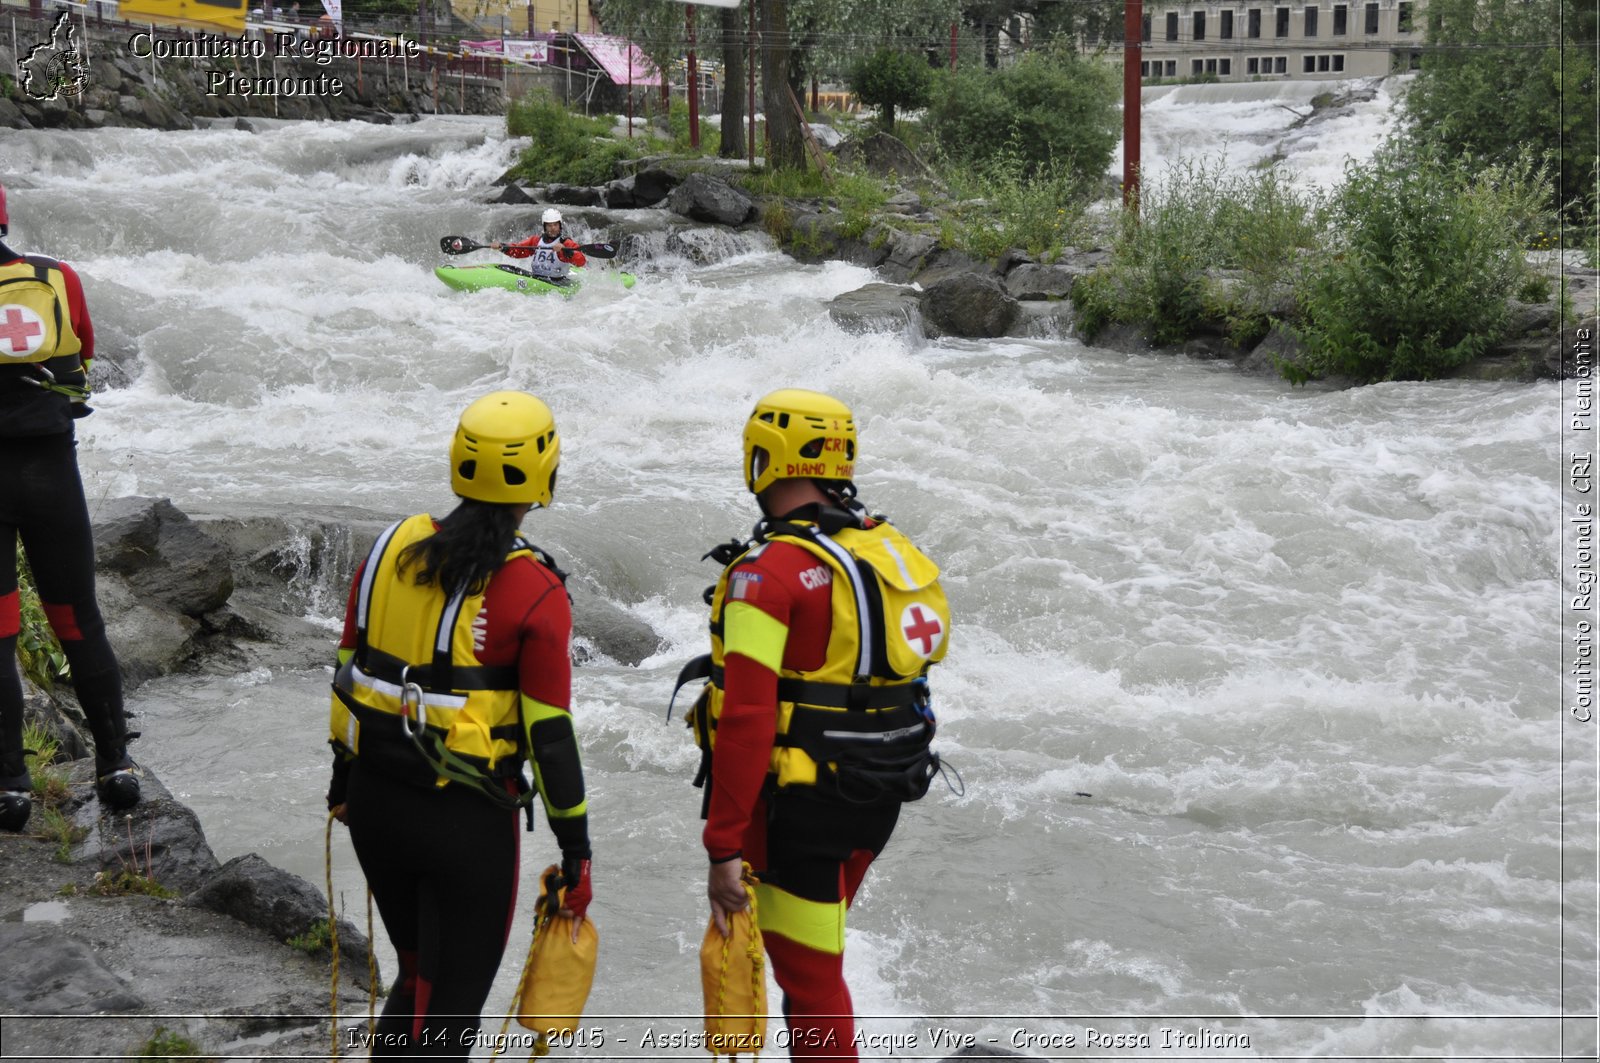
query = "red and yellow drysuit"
xmin=691 ymin=504 xmax=949 ymax=1059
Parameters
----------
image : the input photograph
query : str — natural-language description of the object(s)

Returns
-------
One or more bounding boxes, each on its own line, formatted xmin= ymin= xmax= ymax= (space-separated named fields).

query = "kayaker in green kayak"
xmin=489 ymin=208 xmax=586 ymax=283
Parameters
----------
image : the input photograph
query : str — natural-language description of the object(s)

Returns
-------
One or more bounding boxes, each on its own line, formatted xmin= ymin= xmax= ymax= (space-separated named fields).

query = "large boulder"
xmin=878 ymin=230 xmax=938 ymax=283
xmin=667 ymin=173 xmax=755 ymax=226
xmin=920 ymin=273 xmax=1021 ymax=339
xmin=827 ymin=284 xmax=923 ymax=335
xmin=837 ymin=132 xmax=932 ymax=180
xmin=1548 ymin=317 xmax=1599 ymax=379
xmin=189 ymin=854 xmax=374 ymax=978
xmin=93 ymin=496 xmax=235 ymax=618
xmin=56 ymin=761 xmax=223 ymax=895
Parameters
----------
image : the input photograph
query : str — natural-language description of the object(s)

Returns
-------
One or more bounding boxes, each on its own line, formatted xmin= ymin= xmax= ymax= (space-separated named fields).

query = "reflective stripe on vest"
xmin=699 ymin=520 xmax=948 ymax=789
xmin=329 ymin=513 xmax=539 ymax=780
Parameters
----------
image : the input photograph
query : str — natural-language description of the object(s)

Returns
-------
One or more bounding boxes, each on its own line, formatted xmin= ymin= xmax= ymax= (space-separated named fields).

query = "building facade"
xmin=1137 ymin=0 xmax=1425 ymax=81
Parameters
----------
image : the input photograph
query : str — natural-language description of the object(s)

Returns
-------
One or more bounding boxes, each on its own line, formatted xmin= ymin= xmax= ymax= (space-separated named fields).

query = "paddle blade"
xmin=440 ymin=235 xmax=486 ymax=255
xmin=578 ymin=242 xmax=618 ymax=260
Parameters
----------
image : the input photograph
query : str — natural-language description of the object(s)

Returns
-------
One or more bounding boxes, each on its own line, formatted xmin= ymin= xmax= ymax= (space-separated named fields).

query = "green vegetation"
xmin=1074 ymin=158 xmax=1323 ymax=347
xmin=939 ymin=153 xmax=1093 ymax=260
xmin=924 ymin=45 xmax=1119 ymax=185
xmin=16 ymin=544 xmax=69 ymax=692
xmin=506 ymin=90 xmax=643 ymax=186
xmin=136 ymin=1026 xmax=207 ymax=1061
xmin=39 ymin=805 xmax=87 ymax=864
xmin=1403 ymin=0 xmax=1594 ymax=226
xmin=849 ymin=48 xmax=934 ymax=133
xmin=287 ymin=918 xmax=336 ymax=953
xmin=23 ymin=720 xmax=71 ymax=808
xmin=1287 ymin=147 xmax=1553 ymax=383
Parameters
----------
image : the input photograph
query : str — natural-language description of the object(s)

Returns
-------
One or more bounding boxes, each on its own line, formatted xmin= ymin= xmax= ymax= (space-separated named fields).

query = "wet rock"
xmin=92 ymin=496 xmax=235 ymax=618
xmin=68 ymin=761 xmax=222 ymax=895
xmin=920 ymin=273 xmax=1021 ymax=339
xmin=189 ymin=854 xmax=374 ymax=977
xmin=569 ymin=585 xmax=665 ymax=666
xmin=1010 ymin=301 xmax=1076 ymax=338
xmin=1548 ymin=317 xmax=1599 ymax=379
xmin=667 ymin=173 xmax=755 ymax=226
xmin=827 ymin=284 xmax=923 ymax=335
xmin=878 ymin=230 xmax=938 ymax=283
xmin=631 ymin=165 xmax=680 ymax=206
xmin=0 ymin=924 xmax=146 ymax=1014
xmin=1005 ymin=263 xmax=1082 ymax=301
xmin=914 ymin=247 xmax=990 ymax=288
xmin=491 ymin=183 xmax=539 ymax=205
xmin=545 ymin=183 xmax=604 ymax=207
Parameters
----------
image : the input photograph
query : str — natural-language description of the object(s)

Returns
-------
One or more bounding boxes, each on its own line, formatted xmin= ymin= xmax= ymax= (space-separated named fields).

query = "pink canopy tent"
xmin=572 ymin=33 xmax=662 ymax=88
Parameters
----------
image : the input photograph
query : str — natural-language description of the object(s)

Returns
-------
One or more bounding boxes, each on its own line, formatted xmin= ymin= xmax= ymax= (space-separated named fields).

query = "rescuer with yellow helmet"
xmin=0 ymin=182 xmax=141 ymax=833
xmin=681 ymin=387 xmax=951 ymax=1059
xmin=326 ymin=391 xmax=592 ymax=1060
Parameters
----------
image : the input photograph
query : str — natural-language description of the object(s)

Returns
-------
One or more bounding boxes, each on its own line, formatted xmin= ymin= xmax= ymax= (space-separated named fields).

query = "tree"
xmin=719 ymin=6 xmax=746 ymax=158
xmin=850 ymin=48 xmax=934 ymax=131
xmin=924 ymin=43 xmax=1119 ymax=181
xmin=1402 ymin=0 xmax=1596 ymax=222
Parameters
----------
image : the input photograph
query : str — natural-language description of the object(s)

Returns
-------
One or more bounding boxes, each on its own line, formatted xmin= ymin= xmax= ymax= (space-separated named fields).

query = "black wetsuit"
xmin=0 ymin=239 xmax=131 ymax=791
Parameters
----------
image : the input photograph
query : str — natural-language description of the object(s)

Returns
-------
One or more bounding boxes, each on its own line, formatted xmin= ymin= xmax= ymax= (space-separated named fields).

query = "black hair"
xmin=396 ymin=499 xmax=522 ymax=598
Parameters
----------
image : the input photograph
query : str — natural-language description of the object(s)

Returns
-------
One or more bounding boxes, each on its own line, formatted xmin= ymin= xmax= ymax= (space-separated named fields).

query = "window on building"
xmin=1248 ymin=8 xmax=1262 ymax=37
xmin=1192 ymin=59 xmax=1203 ymax=75
xmin=1305 ymin=6 xmax=1319 ymax=36
xmin=1332 ymin=54 xmax=1344 ymax=71
xmin=1194 ymin=12 xmax=1207 ymax=40
xmin=1304 ymin=55 xmax=1316 ymax=72
xmin=1167 ymin=12 xmax=1179 ymax=39
xmin=1364 ymin=2 xmax=1379 ymax=32
xmin=1142 ymin=14 xmax=1152 ymax=41
xmin=1398 ymin=1 xmax=1413 ymax=31
xmin=1221 ymin=10 xmax=1235 ymax=37
xmin=1248 ymin=57 xmax=1260 ymax=74
xmin=1276 ymin=7 xmax=1290 ymax=36
xmin=1333 ymin=3 xmax=1347 ymax=33
xmin=1274 ymin=55 xmax=1287 ymax=72
xmin=1142 ymin=60 xmax=1151 ymax=77
xmin=1220 ymin=57 xmax=1232 ymax=74
xmin=1165 ymin=59 xmax=1178 ymax=76
xmin=1206 ymin=57 xmax=1218 ymax=73
xmin=1318 ymin=53 xmax=1330 ymax=70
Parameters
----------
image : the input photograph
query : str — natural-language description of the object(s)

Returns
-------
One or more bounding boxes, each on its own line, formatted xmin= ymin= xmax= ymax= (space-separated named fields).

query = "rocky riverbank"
xmin=503 ymin=130 xmax=1596 ymax=384
xmin=4 ymin=494 xmax=673 ymax=1059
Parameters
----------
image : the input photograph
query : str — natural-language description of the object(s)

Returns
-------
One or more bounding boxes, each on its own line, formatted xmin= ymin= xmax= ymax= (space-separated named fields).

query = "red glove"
xmin=559 ymin=857 xmax=592 ymax=922
xmin=556 ymin=248 xmax=574 ymax=263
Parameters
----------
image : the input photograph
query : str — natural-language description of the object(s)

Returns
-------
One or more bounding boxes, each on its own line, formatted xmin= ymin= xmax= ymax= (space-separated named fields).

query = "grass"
xmin=286 ymin=917 xmax=335 ymax=953
xmin=16 ymin=544 xmax=69 ymax=691
xmin=137 ymin=1026 xmax=208 ymax=1061
xmin=89 ymin=814 xmax=175 ymax=898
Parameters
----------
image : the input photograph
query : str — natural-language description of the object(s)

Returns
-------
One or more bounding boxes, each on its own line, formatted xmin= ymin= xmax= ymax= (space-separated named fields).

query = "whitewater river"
xmin=2 ymin=77 xmax=1594 ymax=1059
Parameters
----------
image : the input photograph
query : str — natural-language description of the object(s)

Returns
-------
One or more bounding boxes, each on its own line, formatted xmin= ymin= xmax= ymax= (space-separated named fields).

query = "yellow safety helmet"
xmin=742 ymin=388 xmax=855 ymax=495
xmin=450 ymin=391 xmax=561 ymax=506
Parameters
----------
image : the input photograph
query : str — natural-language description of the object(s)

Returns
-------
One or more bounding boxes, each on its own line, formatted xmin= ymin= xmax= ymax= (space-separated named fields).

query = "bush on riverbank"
xmin=1287 ymin=146 xmax=1553 ymax=383
xmin=938 ymin=152 xmax=1094 ymax=260
xmin=506 ymin=90 xmax=644 ymax=185
xmin=924 ymin=45 xmax=1120 ymax=186
xmin=1073 ymin=158 xmax=1324 ymax=347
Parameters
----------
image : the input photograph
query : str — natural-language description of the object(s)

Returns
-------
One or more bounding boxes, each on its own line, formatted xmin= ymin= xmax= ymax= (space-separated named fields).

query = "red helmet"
xmin=0 ymin=184 xmax=7 ymax=236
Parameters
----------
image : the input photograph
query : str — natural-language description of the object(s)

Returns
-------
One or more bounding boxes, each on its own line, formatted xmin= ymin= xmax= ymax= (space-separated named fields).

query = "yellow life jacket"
xmin=683 ymin=512 xmax=950 ymax=802
xmin=0 ymin=256 xmax=83 ymax=366
xmin=329 ymin=513 xmax=558 ymax=799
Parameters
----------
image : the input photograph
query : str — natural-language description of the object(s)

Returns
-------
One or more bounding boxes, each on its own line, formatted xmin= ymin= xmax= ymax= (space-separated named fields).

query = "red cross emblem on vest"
xmin=900 ymin=603 xmax=944 ymax=657
xmin=0 ymin=305 xmax=46 ymax=358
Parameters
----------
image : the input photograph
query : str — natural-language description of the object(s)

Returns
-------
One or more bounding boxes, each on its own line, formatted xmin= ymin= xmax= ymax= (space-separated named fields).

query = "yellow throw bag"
xmin=700 ymin=863 xmax=766 ymax=1058
xmin=515 ymin=866 xmax=598 ymax=1049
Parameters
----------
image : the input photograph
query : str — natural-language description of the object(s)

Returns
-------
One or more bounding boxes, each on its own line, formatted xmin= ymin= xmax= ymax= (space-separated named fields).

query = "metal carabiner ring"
xmin=398 ymin=666 xmax=428 ymax=738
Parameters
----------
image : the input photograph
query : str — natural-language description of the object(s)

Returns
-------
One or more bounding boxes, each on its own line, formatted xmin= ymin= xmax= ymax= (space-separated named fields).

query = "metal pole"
xmin=1122 ymin=0 xmax=1141 ymax=211
xmin=746 ymin=0 xmax=755 ymax=165
xmin=627 ymin=34 xmax=633 ymax=137
xmin=686 ymin=4 xmax=699 ymax=149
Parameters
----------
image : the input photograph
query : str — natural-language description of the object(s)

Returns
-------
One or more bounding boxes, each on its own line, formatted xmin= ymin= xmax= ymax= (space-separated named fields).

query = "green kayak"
xmin=434 ymin=263 xmax=636 ymax=296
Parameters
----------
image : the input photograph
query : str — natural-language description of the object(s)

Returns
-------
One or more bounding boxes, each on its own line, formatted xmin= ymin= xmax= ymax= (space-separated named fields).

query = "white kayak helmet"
xmin=541 ymin=208 xmax=562 ymax=225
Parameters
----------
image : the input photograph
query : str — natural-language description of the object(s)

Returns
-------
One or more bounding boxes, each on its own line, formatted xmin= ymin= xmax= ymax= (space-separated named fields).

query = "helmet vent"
xmin=457 ymin=459 xmax=477 ymax=481
xmin=800 ymin=438 xmax=824 ymax=458
xmin=777 ymin=413 xmax=790 ymax=429
xmin=534 ymin=436 xmax=545 ymax=454
xmin=503 ymin=465 xmax=527 ymax=486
